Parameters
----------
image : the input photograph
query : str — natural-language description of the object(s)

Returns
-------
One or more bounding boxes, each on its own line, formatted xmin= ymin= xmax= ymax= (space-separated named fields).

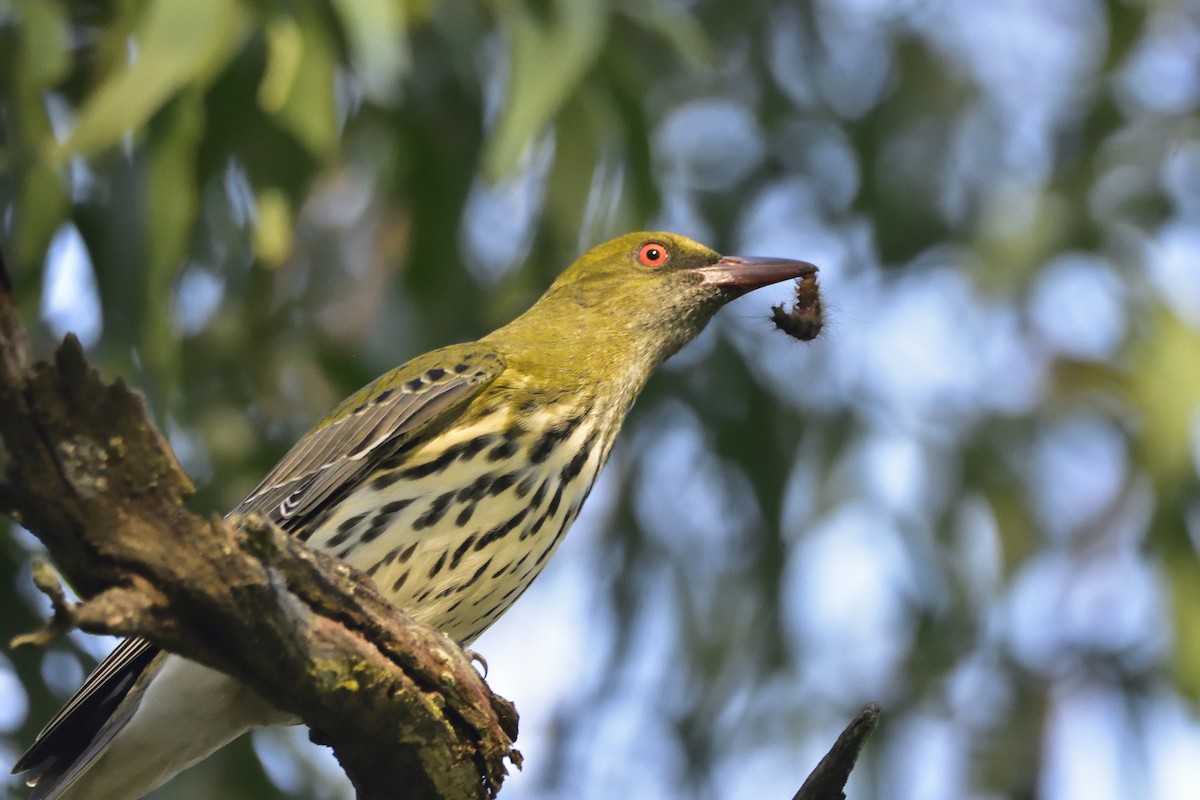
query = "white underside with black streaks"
xmin=307 ymin=406 xmax=608 ymax=644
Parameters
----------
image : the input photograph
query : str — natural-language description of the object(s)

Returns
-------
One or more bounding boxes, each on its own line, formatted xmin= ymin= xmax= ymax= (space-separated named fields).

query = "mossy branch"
xmin=0 ymin=251 xmax=519 ymax=799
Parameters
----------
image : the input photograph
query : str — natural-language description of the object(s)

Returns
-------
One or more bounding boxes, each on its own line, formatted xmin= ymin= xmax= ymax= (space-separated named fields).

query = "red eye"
xmin=637 ymin=242 xmax=670 ymax=267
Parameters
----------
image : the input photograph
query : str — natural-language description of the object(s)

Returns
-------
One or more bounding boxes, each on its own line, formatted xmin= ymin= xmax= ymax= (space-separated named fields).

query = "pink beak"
xmin=689 ymin=255 xmax=818 ymax=296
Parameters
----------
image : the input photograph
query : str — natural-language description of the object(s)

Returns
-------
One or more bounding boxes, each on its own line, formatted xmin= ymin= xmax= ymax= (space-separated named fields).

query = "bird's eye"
xmin=637 ymin=242 xmax=670 ymax=267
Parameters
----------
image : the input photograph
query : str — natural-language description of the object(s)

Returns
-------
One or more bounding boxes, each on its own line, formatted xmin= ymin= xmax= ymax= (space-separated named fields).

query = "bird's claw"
xmin=463 ymin=647 xmax=489 ymax=678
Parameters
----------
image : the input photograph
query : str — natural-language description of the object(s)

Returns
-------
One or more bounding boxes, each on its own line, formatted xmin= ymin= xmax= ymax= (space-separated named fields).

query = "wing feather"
xmin=12 ymin=637 xmax=157 ymax=779
xmin=232 ymin=347 xmax=504 ymax=534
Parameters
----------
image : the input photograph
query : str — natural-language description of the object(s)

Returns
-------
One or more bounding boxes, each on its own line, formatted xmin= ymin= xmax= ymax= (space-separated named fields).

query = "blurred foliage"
xmin=2 ymin=0 xmax=1199 ymax=799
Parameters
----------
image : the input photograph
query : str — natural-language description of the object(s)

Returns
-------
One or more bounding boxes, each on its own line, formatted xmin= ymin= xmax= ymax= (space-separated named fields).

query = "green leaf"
xmin=56 ymin=0 xmax=249 ymax=161
xmin=1167 ymin=552 xmax=1200 ymax=700
xmin=1127 ymin=306 xmax=1200 ymax=481
xmin=15 ymin=0 xmax=71 ymax=89
xmin=16 ymin=161 xmax=68 ymax=272
xmin=143 ymin=90 xmax=205 ymax=396
xmin=485 ymin=0 xmax=608 ymax=182
xmin=614 ymin=1 xmax=711 ymax=68
xmin=258 ymin=7 xmax=337 ymax=157
xmin=9 ymin=1 xmax=71 ymax=271
xmin=253 ymin=188 xmax=293 ymax=267
xmin=330 ymin=0 xmax=411 ymax=103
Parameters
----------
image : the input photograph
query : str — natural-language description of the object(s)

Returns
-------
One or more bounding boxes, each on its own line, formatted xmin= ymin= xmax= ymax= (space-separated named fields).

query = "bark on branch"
xmin=0 ymin=255 xmax=519 ymax=799
xmin=793 ymin=704 xmax=880 ymax=800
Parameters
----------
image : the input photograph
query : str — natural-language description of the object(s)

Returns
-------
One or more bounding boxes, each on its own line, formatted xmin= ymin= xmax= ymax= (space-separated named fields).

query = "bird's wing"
xmin=230 ymin=345 xmax=506 ymax=537
xmin=13 ymin=344 xmax=507 ymax=794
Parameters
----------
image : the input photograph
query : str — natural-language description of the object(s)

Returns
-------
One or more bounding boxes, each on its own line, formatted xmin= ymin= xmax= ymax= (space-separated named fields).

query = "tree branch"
xmin=0 ymin=252 xmax=519 ymax=799
xmin=793 ymin=704 xmax=880 ymax=800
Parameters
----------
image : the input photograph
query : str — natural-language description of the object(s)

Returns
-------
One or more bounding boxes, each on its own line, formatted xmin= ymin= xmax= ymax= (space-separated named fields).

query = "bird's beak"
xmin=690 ymin=255 xmax=818 ymax=296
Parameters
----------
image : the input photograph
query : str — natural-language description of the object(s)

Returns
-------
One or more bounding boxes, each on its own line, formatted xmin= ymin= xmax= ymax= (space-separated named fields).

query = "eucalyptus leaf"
xmin=484 ymin=0 xmax=607 ymax=182
xmin=56 ymin=0 xmax=249 ymax=161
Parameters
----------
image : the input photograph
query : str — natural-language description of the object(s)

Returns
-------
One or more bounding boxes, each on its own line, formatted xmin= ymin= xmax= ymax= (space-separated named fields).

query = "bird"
xmin=13 ymin=230 xmax=816 ymax=799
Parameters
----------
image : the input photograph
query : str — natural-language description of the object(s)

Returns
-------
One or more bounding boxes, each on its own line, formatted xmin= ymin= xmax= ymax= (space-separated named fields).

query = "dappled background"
xmin=2 ymin=0 xmax=1199 ymax=798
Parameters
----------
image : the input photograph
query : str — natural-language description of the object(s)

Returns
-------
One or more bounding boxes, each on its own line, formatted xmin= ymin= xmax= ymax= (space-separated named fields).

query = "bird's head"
xmin=489 ymin=231 xmax=816 ymax=384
